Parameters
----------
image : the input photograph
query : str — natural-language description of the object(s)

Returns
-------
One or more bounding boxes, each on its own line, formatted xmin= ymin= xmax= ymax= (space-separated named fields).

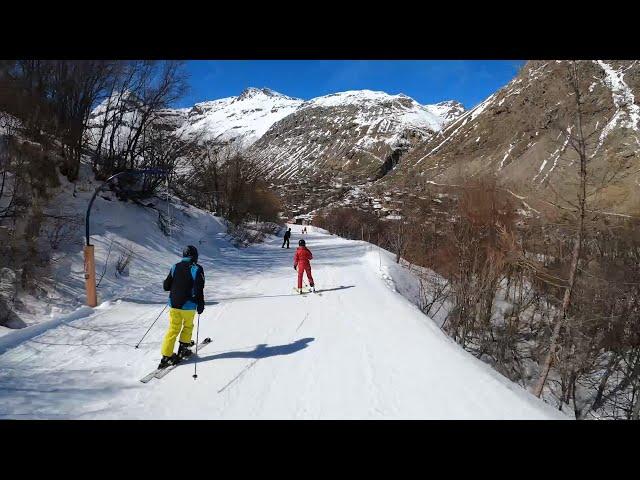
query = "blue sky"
xmin=177 ymin=60 xmax=524 ymax=110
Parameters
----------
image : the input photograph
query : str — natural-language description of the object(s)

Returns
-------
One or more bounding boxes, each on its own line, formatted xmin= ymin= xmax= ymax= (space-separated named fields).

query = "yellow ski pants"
xmin=161 ymin=308 xmax=196 ymax=357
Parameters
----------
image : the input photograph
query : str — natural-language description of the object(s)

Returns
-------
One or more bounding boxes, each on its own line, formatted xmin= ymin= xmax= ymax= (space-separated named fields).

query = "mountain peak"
xmin=237 ymin=87 xmax=294 ymax=101
xmin=426 ymin=100 xmax=465 ymax=123
xmin=435 ymin=100 xmax=465 ymax=109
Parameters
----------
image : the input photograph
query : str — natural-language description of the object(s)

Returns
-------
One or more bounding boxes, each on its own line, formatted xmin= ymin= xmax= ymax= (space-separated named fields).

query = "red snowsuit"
xmin=294 ymin=246 xmax=314 ymax=289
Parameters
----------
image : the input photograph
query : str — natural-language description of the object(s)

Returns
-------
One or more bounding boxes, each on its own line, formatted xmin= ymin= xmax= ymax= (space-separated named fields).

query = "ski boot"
xmin=177 ymin=341 xmax=194 ymax=359
xmin=158 ymin=355 xmax=175 ymax=370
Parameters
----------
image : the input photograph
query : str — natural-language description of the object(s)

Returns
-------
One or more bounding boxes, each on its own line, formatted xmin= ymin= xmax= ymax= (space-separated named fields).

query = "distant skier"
xmin=282 ymin=228 xmax=291 ymax=249
xmin=158 ymin=245 xmax=205 ymax=369
xmin=302 ymin=226 xmax=307 ymax=234
xmin=294 ymin=239 xmax=315 ymax=293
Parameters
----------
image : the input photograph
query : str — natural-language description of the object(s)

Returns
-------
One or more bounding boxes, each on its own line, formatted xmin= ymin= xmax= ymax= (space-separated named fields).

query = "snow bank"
xmin=13 ymin=161 xmax=228 ymax=327
xmin=0 ymin=306 xmax=94 ymax=355
xmin=363 ymin=246 xmax=423 ymax=307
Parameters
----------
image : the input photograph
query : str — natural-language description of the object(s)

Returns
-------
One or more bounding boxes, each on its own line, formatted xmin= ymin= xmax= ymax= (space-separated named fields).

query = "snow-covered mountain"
xmin=173 ymin=87 xmax=304 ymax=148
xmin=88 ymin=87 xmax=464 ymax=191
xmin=390 ymin=60 xmax=640 ymax=215
xmin=87 ymin=87 xmax=303 ymax=150
xmin=246 ymin=90 xmax=464 ymax=182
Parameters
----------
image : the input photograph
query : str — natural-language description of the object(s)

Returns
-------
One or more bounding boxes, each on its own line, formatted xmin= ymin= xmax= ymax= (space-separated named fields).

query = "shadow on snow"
xmin=196 ymin=337 xmax=315 ymax=363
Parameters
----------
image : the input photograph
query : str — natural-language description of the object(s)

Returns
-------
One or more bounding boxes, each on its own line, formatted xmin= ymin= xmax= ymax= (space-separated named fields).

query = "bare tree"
xmin=88 ymin=61 xmax=188 ymax=180
xmin=385 ymin=219 xmax=410 ymax=264
xmin=533 ymin=61 xmax=599 ymax=398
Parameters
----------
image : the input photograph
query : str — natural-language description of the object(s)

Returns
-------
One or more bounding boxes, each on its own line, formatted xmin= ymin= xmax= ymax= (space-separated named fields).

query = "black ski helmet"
xmin=183 ymin=245 xmax=198 ymax=262
xmin=298 ymin=239 xmax=306 ymax=246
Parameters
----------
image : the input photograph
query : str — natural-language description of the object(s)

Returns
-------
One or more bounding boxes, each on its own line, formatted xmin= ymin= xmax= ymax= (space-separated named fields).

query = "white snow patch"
xmin=591 ymin=61 xmax=640 ymax=156
xmin=533 ymin=131 xmax=568 ymax=183
xmin=499 ymin=143 xmax=516 ymax=170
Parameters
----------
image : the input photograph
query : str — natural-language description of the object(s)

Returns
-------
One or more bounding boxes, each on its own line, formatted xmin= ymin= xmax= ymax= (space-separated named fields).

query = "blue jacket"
xmin=163 ymin=258 xmax=205 ymax=310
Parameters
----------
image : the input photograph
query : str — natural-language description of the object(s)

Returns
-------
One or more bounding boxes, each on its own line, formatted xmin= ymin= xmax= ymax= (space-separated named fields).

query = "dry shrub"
xmin=314 ymin=208 xmax=384 ymax=242
xmin=115 ymin=244 xmax=135 ymax=277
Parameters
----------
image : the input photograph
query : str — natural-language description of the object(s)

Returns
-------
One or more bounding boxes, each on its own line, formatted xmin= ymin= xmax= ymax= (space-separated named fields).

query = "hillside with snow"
xmin=87 ymin=87 xmax=463 ymax=184
xmin=247 ymin=90 xmax=464 ymax=182
xmin=0 ymin=164 xmax=564 ymax=419
xmin=86 ymin=87 xmax=464 ymax=216
xmin=173 ymin=87 xmax=304 ymax=148
xmin=389 ymin=60 xmax=640 ymax=215
xmin=86 ymin=87 xmax=303 ymax=152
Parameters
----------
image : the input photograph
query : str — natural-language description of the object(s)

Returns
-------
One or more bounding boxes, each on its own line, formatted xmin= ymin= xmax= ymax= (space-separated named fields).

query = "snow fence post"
xmin=83 ymin=168 xmax=168 ymax=307
xmin=84 ymin=245 xmax=97 ymax=307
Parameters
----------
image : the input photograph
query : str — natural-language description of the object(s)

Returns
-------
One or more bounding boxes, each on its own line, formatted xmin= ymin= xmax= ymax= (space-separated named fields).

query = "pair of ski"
xmin=292 ymin=286 xmax=321 ymax=296
xmin=140 ymin=337 xmax=212 ymax=383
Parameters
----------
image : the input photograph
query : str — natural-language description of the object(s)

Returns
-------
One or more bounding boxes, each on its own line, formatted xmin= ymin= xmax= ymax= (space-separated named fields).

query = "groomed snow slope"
xmin=0 ymin=218 xmax=566 ymax=419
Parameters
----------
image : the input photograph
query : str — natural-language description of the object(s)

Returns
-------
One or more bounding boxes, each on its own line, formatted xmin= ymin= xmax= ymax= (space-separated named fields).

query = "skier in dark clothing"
xmin=282 ymin=228 xmax=291 ymax=248
xmin=158 ymin=245 xmax=206 ymax=369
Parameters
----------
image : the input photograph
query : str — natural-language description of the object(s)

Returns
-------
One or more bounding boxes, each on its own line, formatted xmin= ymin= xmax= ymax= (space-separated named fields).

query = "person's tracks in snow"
xmin=210 ymin=301 xmax=230 ymax=324
xmin=216 ymin=357 xmax=260 ymax=394
xmin=216 ymin=309 xmax=313 ymax=396
xmin=295 ymin=313 xmax=310 ymax=333
xmin=216 ymin=323 xmax=280 ymax=394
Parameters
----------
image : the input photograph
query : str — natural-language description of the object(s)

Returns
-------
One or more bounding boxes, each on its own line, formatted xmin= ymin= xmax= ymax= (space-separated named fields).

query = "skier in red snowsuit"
xmin=293 ymin=239 xmax=315 ymax=293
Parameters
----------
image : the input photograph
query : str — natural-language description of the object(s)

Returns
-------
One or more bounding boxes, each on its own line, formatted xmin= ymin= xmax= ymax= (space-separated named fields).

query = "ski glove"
xmin=197 ymin=303 xmax=205 ymax=315
xmin=294 ymin=265 xmax=297 ymax=271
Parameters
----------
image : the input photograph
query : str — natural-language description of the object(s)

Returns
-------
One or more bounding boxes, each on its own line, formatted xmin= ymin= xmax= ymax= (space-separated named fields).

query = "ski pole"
xmin=134 ymin=304 xmax=167 ymax=349
xmin=193 ymin=314 xmax=200 ymax=380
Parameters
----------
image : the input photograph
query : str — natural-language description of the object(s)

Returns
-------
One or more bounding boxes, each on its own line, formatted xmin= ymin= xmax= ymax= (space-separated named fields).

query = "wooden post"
xmin=84 ymin=245 xmax=97 ymax=307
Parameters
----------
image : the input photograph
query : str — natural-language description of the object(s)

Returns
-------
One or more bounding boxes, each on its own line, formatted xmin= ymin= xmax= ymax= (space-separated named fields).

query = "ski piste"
xmin=140 ymin=337 xmax=212 ymax=383
xmin=0 ymin=214 xmax=568 ymax=419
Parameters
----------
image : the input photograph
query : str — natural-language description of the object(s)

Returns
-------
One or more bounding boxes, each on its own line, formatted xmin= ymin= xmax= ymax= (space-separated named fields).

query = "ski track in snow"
xmin=0 ymin=224 xmax=567 ymax=419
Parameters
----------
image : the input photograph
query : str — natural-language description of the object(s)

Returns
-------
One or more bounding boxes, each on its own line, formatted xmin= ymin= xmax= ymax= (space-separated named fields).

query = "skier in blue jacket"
xmin=158 ymin=245 xmax=205 ymax=369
